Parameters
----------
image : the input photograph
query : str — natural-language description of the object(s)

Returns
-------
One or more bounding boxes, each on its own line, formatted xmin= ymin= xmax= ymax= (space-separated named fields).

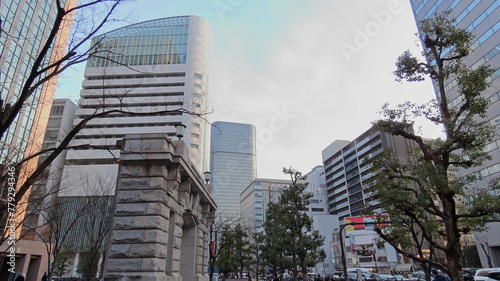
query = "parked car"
xmin=393 ymin=275 xmax=409 ymax=281
xmin=347 ymin=268 xmax=373 ymax=279
xmin=486 ymin=271 xmax=500 ymax=281
xmin=340 ymin=273 xmax=358 ymax=281
xmin=308 ymin=273 xmax=321 ymax=281
xmin=367 ymin=273 xmax=396 ymax=281
xmin=464 ymin=269 xmax=479 ymax=281
xmin=475 ymin=268 xmax=500 ymax=281
xmin=333 ymin=271 xmax=344 ymax=281
xmin=409 ymin=271 xmax=426 ymax=281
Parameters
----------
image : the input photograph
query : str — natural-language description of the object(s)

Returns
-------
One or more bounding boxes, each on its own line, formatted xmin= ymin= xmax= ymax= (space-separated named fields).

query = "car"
xmin=393 ymin=275 xmax=409 ymax=281
xmin=308 ymin=273 xmax=320 ymax=281
xmin=475 ymin=268 xmax=500 ymax=281
xmin=347 ymin=268 xmax=373 ymax=279
xmin=367 ymin=273 xmax=396 ymax=281
xmin=464 ymin=269 xmax=479 ymax=281
xmin=409 ymin=271 xmax=426 ymax=281
xmin=340 ymin=273 xmax=358 ymax=281
xmin=486 ymin=271 xmax=500 ymax=281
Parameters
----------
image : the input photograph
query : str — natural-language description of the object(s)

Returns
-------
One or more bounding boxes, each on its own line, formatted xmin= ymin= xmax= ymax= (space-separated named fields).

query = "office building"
xmin=240 ymin=172 xmax=337 ymax=274
xmin=210 ymin=121 xmax=256 ymax=220
xmin=54 ymin=16 xmax=213 ymax=276
xmin=0 ymin=1 xmax=77 ymax=280
xmin=0 ymin=0 xmax=76 ymax=164
xmin=60 ymin=16 xmax=213 ymax=198
xmin=321 ymin=126 xmax=416 ymax=221
xmin=24 ymin=99 xmax=77 ymax=236
xmin=410 ymin=0 xmax=500 ymax=266
xmin=305 ymin=165 xmax=328 ymax=195
xmin=0 ymin=0 xmax=77 ymax=227
xmin=240 ymin=178 xmax=290 ymax=232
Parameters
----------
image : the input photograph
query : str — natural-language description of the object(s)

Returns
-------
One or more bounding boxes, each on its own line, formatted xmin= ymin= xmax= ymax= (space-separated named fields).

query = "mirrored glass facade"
xmin=87 ymin=16 xmax=190 ymax=67
xmin=411 ymin=0 xmax=500 ymax=268
xmin=210 ymin=121 xmax=257 ymax=220
xmin=0 ymin=0 xmax=75 ymax=163
xmin=62 ymin=16 xmax=213 ymax=198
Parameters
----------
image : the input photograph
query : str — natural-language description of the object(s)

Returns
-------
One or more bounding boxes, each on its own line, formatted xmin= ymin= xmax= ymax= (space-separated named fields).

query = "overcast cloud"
xmin=56 ymin=1 xmax=439 ymax=179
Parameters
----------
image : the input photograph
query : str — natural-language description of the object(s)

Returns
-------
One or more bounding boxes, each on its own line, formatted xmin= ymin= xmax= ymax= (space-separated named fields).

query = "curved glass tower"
xmin=61 ymin=16 xmax=213 ymax=197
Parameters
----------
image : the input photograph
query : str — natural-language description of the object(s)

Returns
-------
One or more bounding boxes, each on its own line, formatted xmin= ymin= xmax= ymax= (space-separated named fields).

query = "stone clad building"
xmin=103 ymin=133 xmax=216 ymax=281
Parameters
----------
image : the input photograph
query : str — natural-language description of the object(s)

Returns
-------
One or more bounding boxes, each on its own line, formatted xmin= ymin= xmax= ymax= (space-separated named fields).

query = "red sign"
xmin=344 ymin=215 xmax=389 ymax=231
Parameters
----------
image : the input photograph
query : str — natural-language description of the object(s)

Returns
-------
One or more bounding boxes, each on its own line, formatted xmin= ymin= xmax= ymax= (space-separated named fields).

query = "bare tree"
xmin=0 ymin=0 xmax=126 ymax=236
xmin=0 ymin=0 xmax=125 ymax=138
xmin=0 ymin=0 xmax=212 ymax=237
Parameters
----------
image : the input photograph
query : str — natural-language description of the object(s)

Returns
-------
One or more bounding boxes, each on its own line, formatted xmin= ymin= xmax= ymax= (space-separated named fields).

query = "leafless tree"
xmin=0 ymin=0 xmax=212 ymax=238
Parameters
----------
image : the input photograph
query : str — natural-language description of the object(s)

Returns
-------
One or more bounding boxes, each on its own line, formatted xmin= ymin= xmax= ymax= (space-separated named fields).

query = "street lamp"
xmin=175 ymin=123 xmax=186 ymax=140
xmin=204 ymin=171 xmax=212 ymax=184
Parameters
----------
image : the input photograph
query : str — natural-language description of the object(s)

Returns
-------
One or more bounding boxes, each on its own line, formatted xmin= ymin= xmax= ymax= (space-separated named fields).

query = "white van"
xmin=347 ymin=268 xmax=373 ymax=279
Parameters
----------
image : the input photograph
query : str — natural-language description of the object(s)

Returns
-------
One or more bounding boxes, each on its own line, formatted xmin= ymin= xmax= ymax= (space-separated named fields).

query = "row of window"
xmin=80 ymin=91 xmax=184 ymax=99
xmin=84 ymin=122 xmax=179 ymax=129
xmin=65 ymin=158 xmax=117 ymax=166
xmin=86 ymin=72 xmax=185 ymax=80
xmin=76 ymin=111 xmax=182 ymax=119
xmin=83 ymin=82 xmax=185 ymax=90
xmin=79 ymin=101 xmax=183 ymax=109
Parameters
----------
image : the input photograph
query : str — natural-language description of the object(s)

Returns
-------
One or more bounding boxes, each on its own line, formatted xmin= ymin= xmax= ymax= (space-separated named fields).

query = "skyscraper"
xmin=410 ymin=0 xmax=500 ymax=267
xmin=210 ymin=121 xmax=257 ymax=220
xmin=54 ymin=16 xmax=213 ymax=275
xmin=60 ymin=16 xmax=213 ymax=197
xmin=0 ymin=0 xmax=76 ymax=164
xmin=0 ymin=1 xmax=77 ymax=279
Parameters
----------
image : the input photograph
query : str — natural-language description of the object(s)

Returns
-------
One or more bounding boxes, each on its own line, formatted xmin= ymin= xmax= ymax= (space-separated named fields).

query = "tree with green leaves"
xmin=216 ymin=224 xmax=240 ymax=278
xmin=263 ymin=168 xmax=325 ymax=281
xmin=249 ymin=232 xmax=266 ymax=281
xmin=366 ymin=12 xmax=500 ymax=281
xmin=234 ymin=227 xmax=253 ymax=278
xmin=262 ymin=206 xmax=291 ymax=277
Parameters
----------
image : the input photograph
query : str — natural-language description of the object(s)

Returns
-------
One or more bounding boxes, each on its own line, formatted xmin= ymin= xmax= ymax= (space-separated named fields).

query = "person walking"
xmin=42 ymin=273 xmax=48 ymax=281
xmin=431 ymin=269 xmax=446 ymax=281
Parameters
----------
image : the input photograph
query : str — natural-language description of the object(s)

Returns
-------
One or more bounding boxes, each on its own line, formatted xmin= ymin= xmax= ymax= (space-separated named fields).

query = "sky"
xmin=55 ymin=0 xmax=440 ymax=179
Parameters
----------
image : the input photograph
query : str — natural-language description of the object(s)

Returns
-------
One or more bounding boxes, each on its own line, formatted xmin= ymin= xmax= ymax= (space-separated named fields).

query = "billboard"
xmin=344 ymin=215 xmax=388 ymax=231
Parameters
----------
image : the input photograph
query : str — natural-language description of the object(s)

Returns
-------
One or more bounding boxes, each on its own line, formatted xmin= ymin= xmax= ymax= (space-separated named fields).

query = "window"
xmin=192 ymin=122 xmax=200 ymax=128
xmin=191 ymin=144 xmax=199 ymax=149
xmin=51 ymin=105 xmax=64 ymax=115
xmin=194 ymin=73 xmax=202 ymax=79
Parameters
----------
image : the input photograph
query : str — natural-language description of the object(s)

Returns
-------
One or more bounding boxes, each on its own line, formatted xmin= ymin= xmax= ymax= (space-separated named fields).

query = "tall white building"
xmin=210 ymin=121 xmax=257 ymax=220
xmin=61 ymin=16 xmax=213 ymax=197
xmin=54 ymin=16 xmax=213 ymax=276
